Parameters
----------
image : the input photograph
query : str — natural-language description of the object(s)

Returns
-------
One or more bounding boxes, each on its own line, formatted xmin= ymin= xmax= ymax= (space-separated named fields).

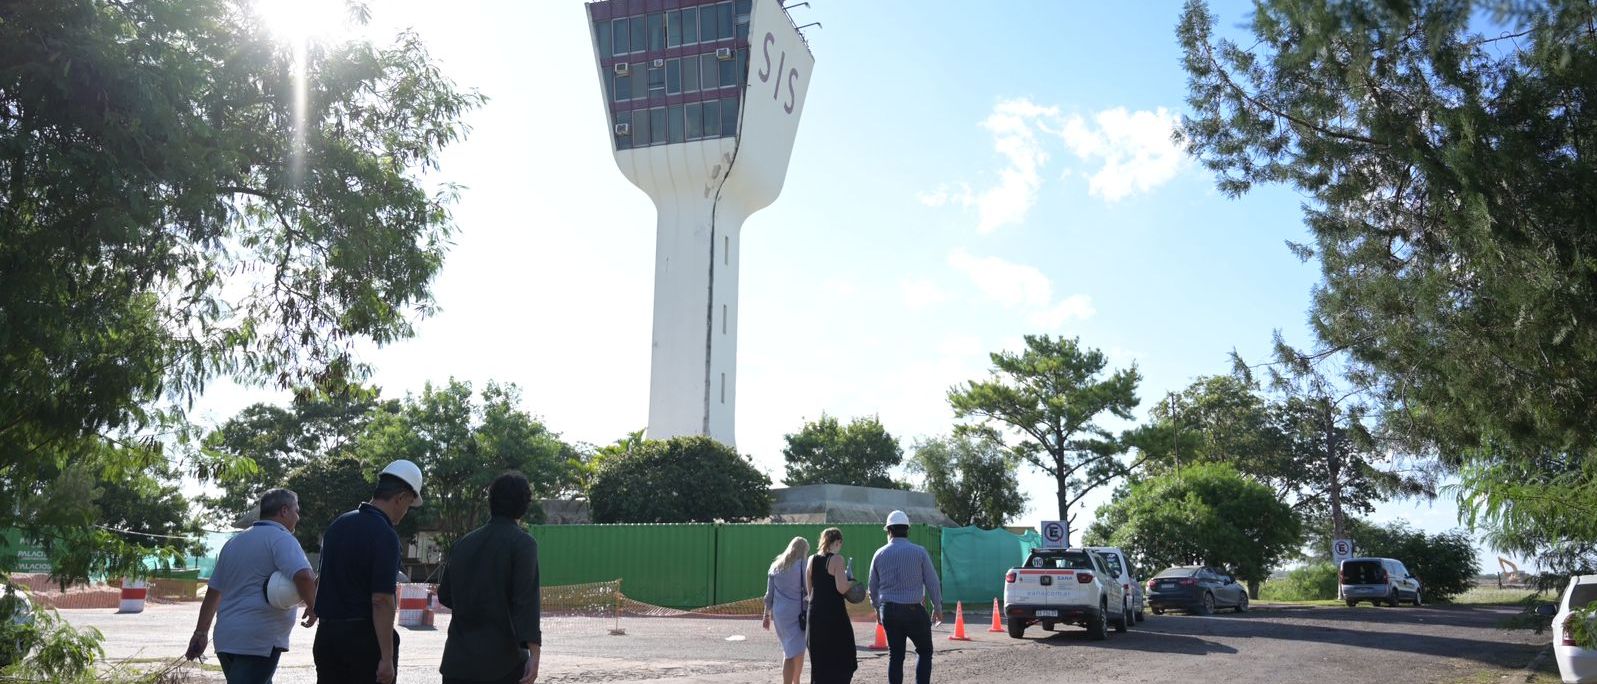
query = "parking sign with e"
xmin=1332 ymin=538 xmax=1353 ymax=564
xmin=1040 ymin=521 xmax=1067 ymax=549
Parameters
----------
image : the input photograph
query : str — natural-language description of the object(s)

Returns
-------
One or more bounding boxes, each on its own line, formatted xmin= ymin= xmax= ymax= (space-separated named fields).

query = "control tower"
xmin=586 ymin=0 xmax=813 ymax=446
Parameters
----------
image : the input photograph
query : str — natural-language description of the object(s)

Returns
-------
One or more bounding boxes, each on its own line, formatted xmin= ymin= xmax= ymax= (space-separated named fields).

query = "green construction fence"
xmin=524 ymin=522 xmax=1043 ymax=611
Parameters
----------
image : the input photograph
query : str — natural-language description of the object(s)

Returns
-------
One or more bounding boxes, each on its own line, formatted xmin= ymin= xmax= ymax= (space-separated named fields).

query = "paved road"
xmin=61 ymin=602 xmax=1546 ymax=683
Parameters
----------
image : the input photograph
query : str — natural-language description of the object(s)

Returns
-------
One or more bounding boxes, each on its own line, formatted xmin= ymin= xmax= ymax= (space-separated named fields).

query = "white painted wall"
xmin=589 ymin=0 xmax=814 ymax=447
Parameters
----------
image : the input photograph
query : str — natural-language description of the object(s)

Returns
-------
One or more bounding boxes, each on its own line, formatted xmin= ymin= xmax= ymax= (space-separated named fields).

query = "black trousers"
xmin=313 ymin=619 xmax=400 ymax=684
xmin=881 ymin=602 xmax=933 ymax=684
xmin=443 ymin=666 xmax=523 ymax=684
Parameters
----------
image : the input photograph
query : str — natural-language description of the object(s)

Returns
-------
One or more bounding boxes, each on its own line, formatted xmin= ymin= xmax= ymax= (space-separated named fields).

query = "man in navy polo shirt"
xmin=312 ymin=459 xmax=423 ymax=684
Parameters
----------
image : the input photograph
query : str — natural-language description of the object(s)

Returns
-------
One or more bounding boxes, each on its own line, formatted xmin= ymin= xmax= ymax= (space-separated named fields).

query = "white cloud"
xmin=947 ymin=248 xmax=1097 ymax=329
xmin=899 ymin=278 xmax=950 ymax=312
xmin=946 ymin=248 xmax=1052 ymax=309
xmin=1058 ymin=107 xmax=1187 ymax=202
xmin=822 ymin=278 xmax=857 ymax=298
xmin=916 ymin=183 xmax=973 ymax=209
xmin=1028 ymin=294 xmax=1097 ymax=329
xmin=922 ymin=101 xmax=1187 ymax=231
xmin=975 ymin=98 xmax=1058 ymax=234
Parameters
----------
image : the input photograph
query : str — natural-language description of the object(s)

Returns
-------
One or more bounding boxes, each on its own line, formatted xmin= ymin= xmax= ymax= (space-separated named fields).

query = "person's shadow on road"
xmin=1026 ymin=629 xmax=1238 ymax=656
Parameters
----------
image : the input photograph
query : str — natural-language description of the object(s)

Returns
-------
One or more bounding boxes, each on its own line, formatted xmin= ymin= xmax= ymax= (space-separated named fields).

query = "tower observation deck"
xmin=586 ymin=0 xmax=814 ymax=446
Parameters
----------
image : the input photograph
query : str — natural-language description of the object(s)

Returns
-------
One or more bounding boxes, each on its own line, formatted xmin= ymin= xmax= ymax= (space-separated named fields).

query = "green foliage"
xmin=1139 ymin=375 xmax=1281 ymax=480
xmin=199 ymin=387 xmax=390 ymax=528
xmin=782 ymin=415 xmax=904 ymax=489
xmin=1237 ymin=338 xmax=1436 ymax=537
xmin=1259 ymin=563 xmax=1339 ymax=601
xmin=568 ymin=429 xmax=647 ymax=498
xmin=0 ymin=585 xmax=103 ymax=680
xmin=7 ymin=440 xmax=200 ymax=584
xmin=1085 ymin=463 xmax=1301 ymax=585
xmin=1178 ymin=0 xmax=1597 ymax=565
xmin=1450 ymin=454 xmax=1597 ymax=573
xmin=0 ymin=0 xmax=480 ymax=589
xmin=1308 ymin=518 xmax=1479 ymax=602
xmin=948 ymin=335 xmax=1141 ymax=537
xmin=354 ymin=380 xmax=572 ymax=551
xmin=1572 ymin=604 xmax=1597 ymax=651
xmin=283 ymin=455 xmax=372 ymax=551
xmin=590 ymin=436 xmax=772 ymax=523
xmin=907 ymin=435 xmax=1027 ymax=529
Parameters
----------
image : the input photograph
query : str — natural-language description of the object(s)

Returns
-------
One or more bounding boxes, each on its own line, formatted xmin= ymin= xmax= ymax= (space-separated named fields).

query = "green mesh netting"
xmin=937 ymin=526 xmax=1040 ymax=607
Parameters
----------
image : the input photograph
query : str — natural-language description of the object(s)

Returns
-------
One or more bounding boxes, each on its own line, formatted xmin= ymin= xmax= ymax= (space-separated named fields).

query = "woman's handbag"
xmin=798 ymin=601 xmax=808 ymax=631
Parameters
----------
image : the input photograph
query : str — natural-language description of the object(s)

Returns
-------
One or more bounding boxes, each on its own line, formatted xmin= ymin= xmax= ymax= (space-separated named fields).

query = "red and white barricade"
xmin=117 ymin=578 xmax=147 ymax=614
xmin=397 ymin=583 xmax=435 ymax=628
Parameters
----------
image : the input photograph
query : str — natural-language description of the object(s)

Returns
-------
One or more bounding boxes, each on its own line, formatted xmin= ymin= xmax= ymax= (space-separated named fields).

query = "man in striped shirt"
xmin=867 ymin=510 xmax=943 ymax=684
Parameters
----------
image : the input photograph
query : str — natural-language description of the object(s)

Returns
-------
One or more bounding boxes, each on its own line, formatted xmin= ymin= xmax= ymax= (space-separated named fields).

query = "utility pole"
xmin=1168 ymin=395 xmax=1182 ymax=468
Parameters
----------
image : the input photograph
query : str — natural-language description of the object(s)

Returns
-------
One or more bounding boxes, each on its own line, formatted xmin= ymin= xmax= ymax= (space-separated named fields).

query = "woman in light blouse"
xmin=763 ymin=536 xmax=810 ymax=684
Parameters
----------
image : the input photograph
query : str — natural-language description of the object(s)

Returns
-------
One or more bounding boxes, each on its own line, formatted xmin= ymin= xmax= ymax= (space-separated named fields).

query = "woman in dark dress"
xmin=806 ymin=527 xmax=857 ymax=683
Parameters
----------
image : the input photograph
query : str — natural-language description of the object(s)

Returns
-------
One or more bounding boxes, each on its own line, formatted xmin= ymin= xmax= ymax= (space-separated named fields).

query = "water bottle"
xmin=845 ymin=556 xmax=855 ymax=581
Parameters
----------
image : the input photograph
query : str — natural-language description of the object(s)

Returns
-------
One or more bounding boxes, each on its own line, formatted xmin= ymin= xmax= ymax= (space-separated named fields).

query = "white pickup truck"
xmin=1002 ymin=547 xmax=1131 ymax=640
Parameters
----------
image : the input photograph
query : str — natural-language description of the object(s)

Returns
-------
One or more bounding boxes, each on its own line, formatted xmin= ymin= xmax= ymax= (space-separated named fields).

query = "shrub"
xmin=1260 ymin=563 xmax=1338 ymax=601
xmin=1352 ymin=520 xmax=1479 ymax=602
xmin=589 ymin=436 xmax=772 ymax=523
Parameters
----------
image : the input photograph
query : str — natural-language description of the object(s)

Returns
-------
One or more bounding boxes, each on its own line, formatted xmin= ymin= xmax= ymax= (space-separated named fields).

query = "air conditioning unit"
xmin=652 ymin=58 xmax=665 ymax=68
xmin=613 ymin=62 xmax=630 ymax=76
xmin=613 ymin=122 xmax=631 ymax=136
xmin=715 ymin=47 xmax=733 ymax=60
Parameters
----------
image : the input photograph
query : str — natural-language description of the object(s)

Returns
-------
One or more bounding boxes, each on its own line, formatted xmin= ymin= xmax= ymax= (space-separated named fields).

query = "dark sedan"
xmin=1145 ymin=566 xmax=1249 ymax=615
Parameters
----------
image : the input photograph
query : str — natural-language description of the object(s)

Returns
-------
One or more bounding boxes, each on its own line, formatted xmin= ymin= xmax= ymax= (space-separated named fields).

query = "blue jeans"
xmin=218 ymin=649 xmax=283 ymax=684
xmin=880 ymin=603 xmax=932 ymax=684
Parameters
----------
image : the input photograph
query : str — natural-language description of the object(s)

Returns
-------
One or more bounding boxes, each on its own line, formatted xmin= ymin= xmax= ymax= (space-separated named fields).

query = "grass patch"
xmin=1451 ymin=586 xmax=1551 ymax=606
xmin=1256 ymin=598 xmax=1345 ymax=607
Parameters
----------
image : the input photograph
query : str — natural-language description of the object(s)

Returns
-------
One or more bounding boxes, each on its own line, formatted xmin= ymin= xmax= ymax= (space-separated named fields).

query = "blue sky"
xmin=206 ymin=0 xmax=1499 ymax=569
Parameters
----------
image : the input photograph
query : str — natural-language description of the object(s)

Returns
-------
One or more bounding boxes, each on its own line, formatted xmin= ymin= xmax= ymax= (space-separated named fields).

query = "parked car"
xmin=1339 ymin=557 xmax=1422 ymax=607
xmin=1003 ymin=547 xmax=1129 ymax=640
xmin=0 ymin=586 xmax=34 ymax=668
xmin=1145 ymin=566 xmax=1248 ymax=615
xmin=1085 ymin=545 xmax=1145 ymax=622
xmin=1542 ymin=574 xmax=1597 ymax=683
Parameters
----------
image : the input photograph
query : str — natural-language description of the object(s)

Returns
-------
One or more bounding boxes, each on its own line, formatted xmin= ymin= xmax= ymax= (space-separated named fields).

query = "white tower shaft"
xmin=589 ymin=0 xmax=814 ymax=446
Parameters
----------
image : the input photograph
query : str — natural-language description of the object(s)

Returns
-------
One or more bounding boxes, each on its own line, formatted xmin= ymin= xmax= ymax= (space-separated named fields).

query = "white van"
xmin=1339 ymin=557 xmax=1422 ymax=607
xmin=1084 ymin=546 xmax=1145 ymax=622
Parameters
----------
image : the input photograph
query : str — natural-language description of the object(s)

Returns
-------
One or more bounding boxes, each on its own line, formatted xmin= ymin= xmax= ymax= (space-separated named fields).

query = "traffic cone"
xmin=948 ymin=601 xmax=972 ymax=641
xmin=988 ymin=598 xmax=1004 ymax=632
xmin=868 ymin=621 xmax=888 ymax=650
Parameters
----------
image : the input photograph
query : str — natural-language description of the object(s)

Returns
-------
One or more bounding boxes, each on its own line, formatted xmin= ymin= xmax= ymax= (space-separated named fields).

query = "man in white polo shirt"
xmin=186 ymin=488 xmax=317 ymax=684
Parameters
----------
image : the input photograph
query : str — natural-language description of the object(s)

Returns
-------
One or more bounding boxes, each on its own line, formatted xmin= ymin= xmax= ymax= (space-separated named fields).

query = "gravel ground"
xmin=61 ymin=601 xmax=1546 ymax=683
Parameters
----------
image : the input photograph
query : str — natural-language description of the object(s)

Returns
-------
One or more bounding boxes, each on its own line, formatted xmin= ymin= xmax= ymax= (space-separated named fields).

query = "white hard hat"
xmin=885 ymin=510 xmax=910 ymax=527
xmin=380 ymin=459 xmax=424 ymax=508
xmin=265 ymin=571 xmax=301 ymax=610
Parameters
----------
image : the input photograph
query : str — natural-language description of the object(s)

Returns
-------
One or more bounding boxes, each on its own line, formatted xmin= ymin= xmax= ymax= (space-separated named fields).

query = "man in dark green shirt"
xmin=438 ymin=472 xmax=542 ymax=684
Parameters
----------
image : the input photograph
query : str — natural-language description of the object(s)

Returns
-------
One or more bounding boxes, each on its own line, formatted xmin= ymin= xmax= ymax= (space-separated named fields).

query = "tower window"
xmin=722 ymin=304 xmax=727 ymax=334
xmin=720 ymin=373 xmax=726 ymax=404
xmin=723 ymin=236 xmax=729 ymax=265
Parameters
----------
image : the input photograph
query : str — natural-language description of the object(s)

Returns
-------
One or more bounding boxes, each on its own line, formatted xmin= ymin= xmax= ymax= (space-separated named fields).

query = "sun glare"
xmin=251 ymin=0 xmax=349 ymax=45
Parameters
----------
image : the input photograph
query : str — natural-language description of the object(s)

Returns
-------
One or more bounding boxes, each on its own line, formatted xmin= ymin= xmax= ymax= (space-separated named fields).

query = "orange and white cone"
xmin=117 ymin=578 xmax=147 ymax=614
xmin=948 ymin=601 xmax=972 ymax=640
xmin=988 ymin=598 xmax=1005 ymax=632
xmin=869 ymin=621 xmax=888 ymax=650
